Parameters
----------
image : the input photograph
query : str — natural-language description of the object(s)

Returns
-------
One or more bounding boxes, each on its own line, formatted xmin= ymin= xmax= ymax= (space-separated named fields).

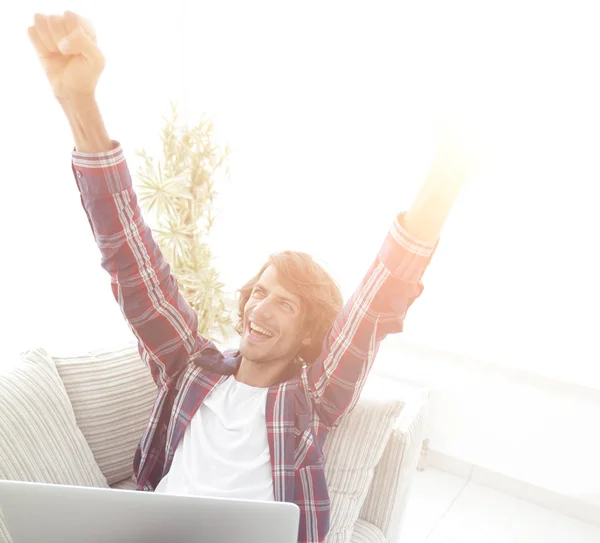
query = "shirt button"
xmin=77 ymin=171 xmax=82 ymax=179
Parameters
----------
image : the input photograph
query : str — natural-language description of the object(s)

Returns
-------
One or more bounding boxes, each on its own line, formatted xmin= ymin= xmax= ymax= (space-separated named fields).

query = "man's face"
xmin=240 ymin=265 xmax=308 ymax=365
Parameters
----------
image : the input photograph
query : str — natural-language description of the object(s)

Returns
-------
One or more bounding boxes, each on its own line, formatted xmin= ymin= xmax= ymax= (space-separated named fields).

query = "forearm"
xmin=59 ymin=95 xmax=112 ymax=153
xmin=404 ymin=115 xmax=480 ymax=242
xmin=403 ymin=164 xmax=465 ymax=243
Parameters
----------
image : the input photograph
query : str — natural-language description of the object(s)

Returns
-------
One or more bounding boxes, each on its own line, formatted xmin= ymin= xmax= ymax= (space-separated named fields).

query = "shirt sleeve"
xmin=72 ymin=142 xmax=223 ymax=388
xmin=302 ymin=213 xmax=437 ymax=429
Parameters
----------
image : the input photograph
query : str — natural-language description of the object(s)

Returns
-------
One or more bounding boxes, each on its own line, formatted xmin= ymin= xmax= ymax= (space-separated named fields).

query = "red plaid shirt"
xmin=72 ymin=142 xmax=436 ymax=543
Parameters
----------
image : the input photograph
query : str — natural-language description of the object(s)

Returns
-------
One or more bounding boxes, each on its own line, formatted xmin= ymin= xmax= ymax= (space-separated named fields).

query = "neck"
xmin=235 ymin=356 xmax=299 ymax=388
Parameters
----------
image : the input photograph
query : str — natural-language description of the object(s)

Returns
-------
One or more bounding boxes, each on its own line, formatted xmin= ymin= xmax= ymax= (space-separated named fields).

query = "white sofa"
xmin=0 ymin=344 xmax=429 ymax=543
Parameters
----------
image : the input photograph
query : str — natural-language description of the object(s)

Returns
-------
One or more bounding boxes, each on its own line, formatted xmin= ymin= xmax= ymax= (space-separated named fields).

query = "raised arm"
xmin=71 ymin=142 xmax=221 ymax=387
xmin=28 ymin=12 xmax=222 ymax=387
xmin=304 ymin=118 xmax=478 ymax=429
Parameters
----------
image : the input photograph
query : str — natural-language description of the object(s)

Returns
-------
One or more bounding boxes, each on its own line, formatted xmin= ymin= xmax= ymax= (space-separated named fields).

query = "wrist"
xmin=58 ymin=93 xmax=98 ymax=115
xmin=59 ymin=94 xmax=112 ymax=153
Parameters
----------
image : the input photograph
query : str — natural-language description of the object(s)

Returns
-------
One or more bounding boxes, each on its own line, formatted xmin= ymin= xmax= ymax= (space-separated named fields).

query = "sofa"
xmin=0 ymin=343 xmax=429 ymax=543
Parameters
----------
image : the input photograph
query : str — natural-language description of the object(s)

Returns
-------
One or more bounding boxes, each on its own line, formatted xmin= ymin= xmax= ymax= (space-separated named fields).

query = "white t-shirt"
xmin=155 ymin=375 xmax=274 ymax=501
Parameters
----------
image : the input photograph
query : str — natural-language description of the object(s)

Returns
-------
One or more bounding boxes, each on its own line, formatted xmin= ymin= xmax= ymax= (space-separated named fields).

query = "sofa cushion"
xmin=349 ymin=519 xmax=386 ymax=543
xmin=110 ymin=475 xmax=138 ymax=491
xmin=0 ymin=348 xmax=107 ymax=488
xmin=323 ymin=396 xmax=404 ymax=543
xmin=53 ymin=343 xmax=157 ymax=485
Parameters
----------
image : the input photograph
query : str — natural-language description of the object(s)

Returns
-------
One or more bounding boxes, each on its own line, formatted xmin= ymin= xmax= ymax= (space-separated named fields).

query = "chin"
xmin=240 ymin=340 xmax=266 ymax=363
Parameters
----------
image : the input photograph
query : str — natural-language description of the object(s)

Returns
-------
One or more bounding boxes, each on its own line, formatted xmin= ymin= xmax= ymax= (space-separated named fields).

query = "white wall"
xmin=373 ymin=337 xmax=600 ymax=505
xmin=6 ymin=1 xmax=598 ymax=376
xmin=2 ymin=1 xmax=186 ymax=358
xmin=180 ymin=0 xmax=600 ymax=389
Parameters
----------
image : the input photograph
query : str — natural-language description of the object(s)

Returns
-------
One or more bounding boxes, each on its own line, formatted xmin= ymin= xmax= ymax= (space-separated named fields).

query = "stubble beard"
xmin=240 ymin=339 xmax=277 ymax=365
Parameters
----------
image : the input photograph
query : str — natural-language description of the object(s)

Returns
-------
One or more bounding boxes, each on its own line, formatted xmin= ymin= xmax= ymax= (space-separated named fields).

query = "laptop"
xmin=0 ymin=479 xmax=300 ymax=543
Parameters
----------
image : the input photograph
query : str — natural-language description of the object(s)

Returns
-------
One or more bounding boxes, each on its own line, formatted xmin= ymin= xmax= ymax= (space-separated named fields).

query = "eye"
xmin=252 ymin=287 xmax=265 ymax=298
xmin=281 ymin=301 xmax=294 ymax=311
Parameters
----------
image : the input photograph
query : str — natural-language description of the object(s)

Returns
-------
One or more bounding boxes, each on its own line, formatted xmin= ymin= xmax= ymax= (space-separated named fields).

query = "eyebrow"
xmin=254 ymin=283 xmax=300 ymax=308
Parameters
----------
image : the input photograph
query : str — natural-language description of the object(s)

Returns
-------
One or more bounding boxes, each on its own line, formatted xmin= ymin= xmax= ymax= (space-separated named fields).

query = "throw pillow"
xmin=53 ymin=343 xmax=157 ymax=485
xmin=0 ymin=348 xmax=107 ymax=487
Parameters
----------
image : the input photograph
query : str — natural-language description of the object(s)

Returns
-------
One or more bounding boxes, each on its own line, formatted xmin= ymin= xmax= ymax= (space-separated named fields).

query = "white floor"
xmin=398 ymin=467 xmax=600 ymax=543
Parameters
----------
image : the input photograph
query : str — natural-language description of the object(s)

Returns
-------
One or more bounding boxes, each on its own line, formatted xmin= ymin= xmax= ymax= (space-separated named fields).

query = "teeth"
xmin=250 ymin=322 xmax=274 ymax=337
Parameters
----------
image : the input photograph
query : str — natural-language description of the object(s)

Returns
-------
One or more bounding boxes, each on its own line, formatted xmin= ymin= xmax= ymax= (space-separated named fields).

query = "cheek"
xmin=282 ymin=314 xmax=304 ymax=342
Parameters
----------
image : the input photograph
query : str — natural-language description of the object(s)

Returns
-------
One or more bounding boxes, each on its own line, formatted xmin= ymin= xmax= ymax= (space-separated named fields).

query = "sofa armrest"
xmin=358 ymin=388 xmax=430 ymax=543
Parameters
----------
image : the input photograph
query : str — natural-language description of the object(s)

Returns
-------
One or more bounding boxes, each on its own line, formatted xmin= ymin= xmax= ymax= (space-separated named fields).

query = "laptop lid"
xmin=0 ymin=480 xmax=300 ymax=543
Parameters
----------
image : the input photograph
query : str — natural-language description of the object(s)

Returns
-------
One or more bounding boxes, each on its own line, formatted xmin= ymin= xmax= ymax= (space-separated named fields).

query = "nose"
xmin=252 ymin=296 xmax=274 ymax=321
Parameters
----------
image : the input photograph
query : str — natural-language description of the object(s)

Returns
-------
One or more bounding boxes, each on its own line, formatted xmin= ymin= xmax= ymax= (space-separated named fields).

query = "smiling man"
xmin=28 ymin=11 xmax=478 ymax=543
xmin=234 ymin=252 xmax=343 ymax=388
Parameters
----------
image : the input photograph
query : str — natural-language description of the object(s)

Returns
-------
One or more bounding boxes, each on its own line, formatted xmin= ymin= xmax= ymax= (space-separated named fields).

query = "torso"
xmin=155 ymin=375 xmax=274 ymax=501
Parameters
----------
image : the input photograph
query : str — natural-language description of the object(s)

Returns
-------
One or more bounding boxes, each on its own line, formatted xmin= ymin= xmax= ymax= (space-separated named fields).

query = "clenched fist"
xmin=28 ymin=11 xmax=105 ymax=100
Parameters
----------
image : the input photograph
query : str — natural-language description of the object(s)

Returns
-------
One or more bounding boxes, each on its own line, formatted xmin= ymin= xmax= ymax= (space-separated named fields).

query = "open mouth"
xmin=248 ymin=321 xmax=275 ymax=341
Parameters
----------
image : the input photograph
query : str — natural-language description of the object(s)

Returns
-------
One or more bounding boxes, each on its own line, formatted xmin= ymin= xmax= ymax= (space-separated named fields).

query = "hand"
xmin=27 ymin=11 xmax=105 ymax=101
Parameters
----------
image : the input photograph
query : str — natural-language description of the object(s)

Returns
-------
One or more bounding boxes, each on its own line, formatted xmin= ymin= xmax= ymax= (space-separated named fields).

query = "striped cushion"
xmin=324 ymin=397 xmax=404 ymax=543
xmin=0 ymin=348 xmax=107 ymax=487
xmin=110 ymin=475 xmax=138 ymax=491
xmin=53 ymin=343 xmax=157 ymax=485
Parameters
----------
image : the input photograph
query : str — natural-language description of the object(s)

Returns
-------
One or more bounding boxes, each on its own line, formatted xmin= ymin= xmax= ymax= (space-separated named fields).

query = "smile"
xmin=249 ymin=321 xmax=275 ymax=338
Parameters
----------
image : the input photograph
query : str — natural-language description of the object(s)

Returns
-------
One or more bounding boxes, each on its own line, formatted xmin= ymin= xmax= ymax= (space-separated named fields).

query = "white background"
xmin=3 ymin=0 xmax=598 ymax=389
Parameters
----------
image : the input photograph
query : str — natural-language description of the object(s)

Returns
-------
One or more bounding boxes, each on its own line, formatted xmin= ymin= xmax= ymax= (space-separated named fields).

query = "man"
xmin=28 ymin=11 xmax=477 ymax=543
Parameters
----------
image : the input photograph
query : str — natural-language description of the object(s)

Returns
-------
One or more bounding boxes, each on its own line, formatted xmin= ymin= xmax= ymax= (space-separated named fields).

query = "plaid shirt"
xmin=72 ymin=142 xmax=436 ymax=543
